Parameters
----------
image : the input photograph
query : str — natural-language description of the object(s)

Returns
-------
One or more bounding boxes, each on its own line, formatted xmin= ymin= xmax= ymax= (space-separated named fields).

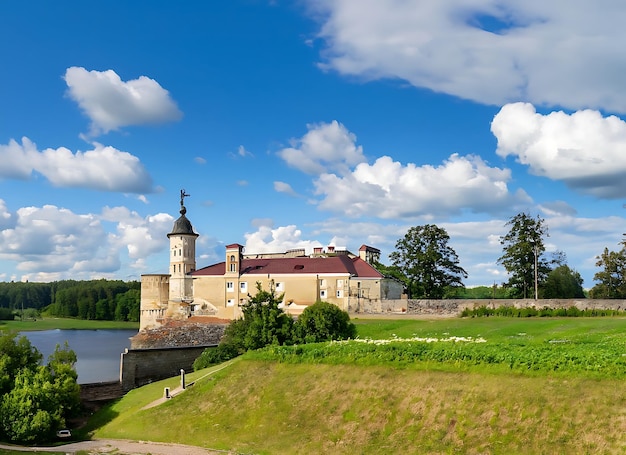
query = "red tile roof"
xmin=192 ymin=255 xmax=383 ymax=278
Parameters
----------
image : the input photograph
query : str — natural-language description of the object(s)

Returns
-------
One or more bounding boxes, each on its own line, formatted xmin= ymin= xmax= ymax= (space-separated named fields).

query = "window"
xmin=275 ymin=282 xmax=284 ymax=291
xmin=337 ymin=279 xmax=343 ymax=288
xmin=320 ymin=279 xmax=327 ymax=288
xmin=240 ymin=282 xmax=247 ymax=292
xmin=336 ymin=290 xmax=343 ymax=298
xmin=173 ymin=250 xmax=176 ymax=256
xmin=230 ymin=255 xmax=235 ymax=261
xmin=227 ymin=299 xmax=235 ymax=307
xmin=320 ymin=289 xmax=327 ymax=299
xmin=230 ymin=263 xmax=236 ymax=272
xmin=226 ymin=282 xmax=234 ymax=292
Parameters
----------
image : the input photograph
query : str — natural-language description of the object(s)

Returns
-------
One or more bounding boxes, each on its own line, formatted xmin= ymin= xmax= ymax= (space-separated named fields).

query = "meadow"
xmin=0 ymin=317 xmax=138 ymax=332
xmin=84 ymin=316 xmax=626 ymax=454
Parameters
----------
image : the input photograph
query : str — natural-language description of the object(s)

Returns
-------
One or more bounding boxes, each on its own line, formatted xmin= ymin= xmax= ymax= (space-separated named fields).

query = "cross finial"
xmin=179 ymin=189 xmax=190 ymax=215
xmin=180 ymin=189 xmax=190 ymax=207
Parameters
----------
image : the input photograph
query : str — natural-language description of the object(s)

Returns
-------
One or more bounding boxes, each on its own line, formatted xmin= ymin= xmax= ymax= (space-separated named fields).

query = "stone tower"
xmin=167 ymin=189 xmax=199 ymax=304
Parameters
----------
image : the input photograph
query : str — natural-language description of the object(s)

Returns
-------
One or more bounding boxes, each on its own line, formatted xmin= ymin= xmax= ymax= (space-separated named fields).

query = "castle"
xmin=138 ymin=191 xmax=404 ymax=331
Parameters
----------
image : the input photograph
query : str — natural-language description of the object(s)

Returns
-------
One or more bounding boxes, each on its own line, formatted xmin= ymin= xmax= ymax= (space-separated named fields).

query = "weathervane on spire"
xmin=180 ymin=189 xmax=190 ymax=215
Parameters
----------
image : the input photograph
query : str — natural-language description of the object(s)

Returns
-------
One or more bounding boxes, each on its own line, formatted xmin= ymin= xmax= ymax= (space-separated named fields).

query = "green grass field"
xmin=0 ymin=317 xmax=138 ymax=332
xmin=85 ymin=316 xmax=626 ymax=454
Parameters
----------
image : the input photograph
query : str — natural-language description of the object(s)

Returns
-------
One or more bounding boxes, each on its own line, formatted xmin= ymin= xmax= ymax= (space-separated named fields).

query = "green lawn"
xmin=0 ymin=317 xmax=138 ymax=332
xmin=85 ymin=316 xmax=626 ymax=454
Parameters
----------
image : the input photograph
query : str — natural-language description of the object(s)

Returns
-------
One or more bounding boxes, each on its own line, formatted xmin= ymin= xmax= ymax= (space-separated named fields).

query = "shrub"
xmin=293 ymin=301 xmax=356 ymax=344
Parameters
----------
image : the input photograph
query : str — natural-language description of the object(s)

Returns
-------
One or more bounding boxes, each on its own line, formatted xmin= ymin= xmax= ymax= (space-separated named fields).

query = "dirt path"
xmin=0 ymin=438 xmax=237 ymax=454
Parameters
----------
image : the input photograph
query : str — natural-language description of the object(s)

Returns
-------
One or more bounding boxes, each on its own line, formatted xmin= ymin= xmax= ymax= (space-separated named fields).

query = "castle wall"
xmin=120 ymin=345 xmax=215 ymax=391
xmin=349 ymin=298 xmax=626 ymax=316
xmin=140 ymin=274 xmax=170 ymax=330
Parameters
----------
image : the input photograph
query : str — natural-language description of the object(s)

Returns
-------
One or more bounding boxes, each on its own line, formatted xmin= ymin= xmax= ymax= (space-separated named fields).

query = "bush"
xmin=0 ymin=307 xmax=15 ymax=320
xmin=293 ymin=301 xmax=356 ymax=344
xmin=193 ymin=343 xmax=240 ymax=370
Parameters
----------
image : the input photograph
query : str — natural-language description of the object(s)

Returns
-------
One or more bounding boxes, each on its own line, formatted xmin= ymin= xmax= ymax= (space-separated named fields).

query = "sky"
xmin=2 ymin=0 xmax=626 ymax=289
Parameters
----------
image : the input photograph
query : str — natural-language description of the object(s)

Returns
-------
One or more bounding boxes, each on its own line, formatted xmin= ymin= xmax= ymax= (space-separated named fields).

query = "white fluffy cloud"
xmin=0 ymin=203 xmax=177 ymax=281
xmin=278 ymin=120 xmax=366 ymax=175
xmin=309 ymin=0 xmax=626 ymax=112
xmin=64 ymin=67 xmax=182 ymax=135
xmin=244 ymin=223 xmax=323 ymax=254
xmin=0 ymin=137 xmax=153 ymax=193
xmin=492 ymin=102 xmax=626 ymax=198
xmin=314 ymin=154 xmax=530 ymax=218
xmin=103 ymin=207 xmax=174 ymax=260
xmin=0 ymin=205 xmax=111 ymax=277
xmin=274 ymin=181 xmax=298 ymax=196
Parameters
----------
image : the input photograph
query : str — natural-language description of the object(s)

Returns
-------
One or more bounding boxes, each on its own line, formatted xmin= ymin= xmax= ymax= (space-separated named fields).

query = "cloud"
xmin=308 ymin=1 xmax=626 ymax=112
xmin=0 ymin=204 xmax=177 ymax=281
xmin=274 ymin=181 xmax=298 ymax=196
xmin=103 ymin=207 xmax=174 ymax=259
xmin=277 ymin=120 xmax=366 ymax=174
xmin=229 ymin=145 xmax=253 ymax=159
xmin=0 ymin=205 xmax=110 ymax=274
xmin=0 ymin=137 xmax=153 ymax=193
xmin=313 ymin=154 xmax=531 ymax=218
xmin=64 ymin=66 xmax=182 ymax=135
xmin=539 ymin=201 xmax=577 ymax=217
xmin=492 ymin=102 xmax=626 ymax=198
xmin=244 ymin=224 xmax=323 ymax=254
xmin=194 ymin=157 xmax=207 ymax=164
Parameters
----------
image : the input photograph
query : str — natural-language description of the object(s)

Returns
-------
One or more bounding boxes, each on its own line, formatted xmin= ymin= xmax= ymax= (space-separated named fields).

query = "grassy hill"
xmin=85 ymin=317 xmax=626 ymax=454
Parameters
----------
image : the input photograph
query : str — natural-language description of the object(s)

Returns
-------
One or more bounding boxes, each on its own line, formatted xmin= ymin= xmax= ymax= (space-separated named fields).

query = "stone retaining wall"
xmin=120 ymin=345 xmax=215 ymax=391
xmin=80 ymin=380 xmax=125 ymax=402
xmin=349 ymin=298 xmax=626 ymax=317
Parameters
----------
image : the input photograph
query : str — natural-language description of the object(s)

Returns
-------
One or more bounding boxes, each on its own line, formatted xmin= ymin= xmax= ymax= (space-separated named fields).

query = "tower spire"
xmin=180 ymin=189 xmax=190 ymax=215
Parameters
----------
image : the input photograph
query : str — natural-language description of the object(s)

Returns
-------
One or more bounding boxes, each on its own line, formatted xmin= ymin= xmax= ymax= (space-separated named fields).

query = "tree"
xmin=590 ymin=246 xmax=626 ymax=298
xmin=0 ymin=332 xmax=42 ymax=396
xmin=543 ymin=265 xmax=585 ymax=298
xmin=389 ymin=224 xmax=467 ymax=298
xmin=0 ymin=335 xmax=79 ymax=444
xmin=498 ymin=213 xmax=550 ymax=298
xmin=293 ymin=301 xmax=356 ymax=343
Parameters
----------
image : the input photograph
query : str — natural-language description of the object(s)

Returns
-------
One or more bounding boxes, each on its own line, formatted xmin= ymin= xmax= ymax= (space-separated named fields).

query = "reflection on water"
xmin=21 ymin=329 xmax=137 ymax=384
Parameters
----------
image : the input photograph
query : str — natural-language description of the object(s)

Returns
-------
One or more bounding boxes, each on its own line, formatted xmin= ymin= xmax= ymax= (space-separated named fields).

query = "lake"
xmin=21 ymin=329 xmax=138 ymax=384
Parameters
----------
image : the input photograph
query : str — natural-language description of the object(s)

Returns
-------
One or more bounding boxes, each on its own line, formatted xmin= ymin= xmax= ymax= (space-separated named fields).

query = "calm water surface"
xmin=21 ymin=329 xmax=137 ymax=384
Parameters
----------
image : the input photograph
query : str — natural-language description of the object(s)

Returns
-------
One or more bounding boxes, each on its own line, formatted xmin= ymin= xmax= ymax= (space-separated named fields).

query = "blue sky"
xmin=2 ymin=0 xmax=626 ymax=288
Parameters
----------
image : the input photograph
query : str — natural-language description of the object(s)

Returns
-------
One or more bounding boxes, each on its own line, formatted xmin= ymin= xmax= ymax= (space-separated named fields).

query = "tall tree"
xmin=498 ymin=213 xmax=550 ymax=298
xmin=390 ymin=224 xmax=467 ymax=299
xmin=543 ymin=265 xmax=585 ymax=298
xmin=591 ymin=246 xmax=626 ymax=298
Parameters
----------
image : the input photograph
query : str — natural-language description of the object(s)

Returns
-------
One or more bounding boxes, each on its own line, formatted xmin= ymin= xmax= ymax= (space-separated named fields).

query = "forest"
xmin=0 ymin=279 xmax=140 ymax=322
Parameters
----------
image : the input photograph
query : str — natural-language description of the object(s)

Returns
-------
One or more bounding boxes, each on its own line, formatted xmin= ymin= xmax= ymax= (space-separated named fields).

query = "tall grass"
xmin=84 ymin=317 xmax=626 ymax=453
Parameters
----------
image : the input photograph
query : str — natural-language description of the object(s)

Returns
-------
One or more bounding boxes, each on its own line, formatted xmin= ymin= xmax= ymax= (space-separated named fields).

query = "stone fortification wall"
xmin=130 ymin=318 xmax=227 ymax=349
xmin=350 ymin=298 xmax=626 ymax=317
xmin=80 ymin=381 xmax=125 ymax=402
xmin=120 ymin=345 xmax=214 ymax=391
xmin=122 ymin=319 xmax=227 ymax=390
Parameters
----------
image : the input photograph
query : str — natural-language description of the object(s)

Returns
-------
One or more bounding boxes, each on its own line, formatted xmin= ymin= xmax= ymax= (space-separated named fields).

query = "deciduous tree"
xmin=390 ymin=224 xmax=467 ymax=299
xmin=543 ymin=265 xmax=585 ymax=298
xmin=591 ymin=246 xmax=626 ymax=298
xmin=498 ymin=213 xmax=550 ymax=298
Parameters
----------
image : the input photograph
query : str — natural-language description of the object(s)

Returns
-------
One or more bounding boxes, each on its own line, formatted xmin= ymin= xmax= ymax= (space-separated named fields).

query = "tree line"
xmin=0 ymin=279 xmax=140 ymax=321
xmin=380 ymin=212 xmax=622 ymax=299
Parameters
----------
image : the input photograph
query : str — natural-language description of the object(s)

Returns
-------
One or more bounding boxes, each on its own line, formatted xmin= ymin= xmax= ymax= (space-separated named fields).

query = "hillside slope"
xmin=91 ymin=359 xmax=626 ymax=454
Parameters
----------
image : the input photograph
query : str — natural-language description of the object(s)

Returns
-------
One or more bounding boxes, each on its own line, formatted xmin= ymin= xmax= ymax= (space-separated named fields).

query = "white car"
xmin=56 ymin=429 xmax=71 ymax=438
